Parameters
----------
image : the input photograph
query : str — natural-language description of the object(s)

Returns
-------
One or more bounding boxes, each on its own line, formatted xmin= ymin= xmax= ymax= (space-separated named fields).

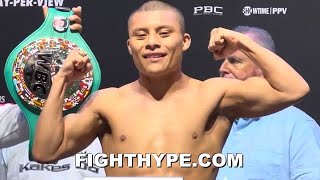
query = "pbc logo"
xmin=0 ymin=96 xmax=5 ymax=103
xmin=194 ymin=6 xmax=223 ymax=16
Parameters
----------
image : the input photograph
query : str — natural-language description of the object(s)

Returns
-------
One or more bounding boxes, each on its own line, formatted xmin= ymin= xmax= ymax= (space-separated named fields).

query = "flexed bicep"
xmin=219 ymin=77 xmax=295 ymax=119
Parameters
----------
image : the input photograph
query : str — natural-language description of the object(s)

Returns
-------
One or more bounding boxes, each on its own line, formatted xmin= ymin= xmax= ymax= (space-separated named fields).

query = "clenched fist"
xmin=57 ymin=49 xmax=92 ymax=83
xmin=208 ymin=27 xmax=246 ymax=60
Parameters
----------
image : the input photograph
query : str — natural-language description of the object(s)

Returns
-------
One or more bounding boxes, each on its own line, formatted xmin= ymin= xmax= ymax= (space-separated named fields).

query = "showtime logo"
xmin=242 ymin=6 xmax=287 ymax=16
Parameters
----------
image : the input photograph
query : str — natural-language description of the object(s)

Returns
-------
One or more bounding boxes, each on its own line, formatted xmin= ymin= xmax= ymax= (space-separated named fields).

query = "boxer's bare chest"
xmin=96 ymin=81 xmax=232 ymax=178
xmin=99 ymin=88 xmax=231 ymax=155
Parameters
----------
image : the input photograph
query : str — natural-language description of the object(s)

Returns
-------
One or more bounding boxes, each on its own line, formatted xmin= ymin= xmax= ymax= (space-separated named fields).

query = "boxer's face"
xmin=127 ymin=10 xmax=191 ymax=77
xmin=219 ymin=51 xmax=263 ymax=80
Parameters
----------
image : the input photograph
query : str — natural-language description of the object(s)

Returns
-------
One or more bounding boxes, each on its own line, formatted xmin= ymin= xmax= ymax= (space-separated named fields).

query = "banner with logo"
xmin=0 ymin=0 xmax=319 ymax=123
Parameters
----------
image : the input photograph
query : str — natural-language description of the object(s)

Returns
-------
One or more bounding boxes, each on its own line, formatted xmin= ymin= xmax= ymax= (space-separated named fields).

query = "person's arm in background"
xmin=308 ymin=119 xmax=320 ymax=147
xmin=0 ymin=104 xmax=28 ymax=148
xmin=0 ymin=149 xmax=7 ymax=180
xmin=289 ymin=108 xmax=320 ymax=179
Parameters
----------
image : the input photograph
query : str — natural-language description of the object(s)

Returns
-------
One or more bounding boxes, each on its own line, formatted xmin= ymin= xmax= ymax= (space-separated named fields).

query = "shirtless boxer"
xmin=33 ymin=1 xmax=310 ymax=180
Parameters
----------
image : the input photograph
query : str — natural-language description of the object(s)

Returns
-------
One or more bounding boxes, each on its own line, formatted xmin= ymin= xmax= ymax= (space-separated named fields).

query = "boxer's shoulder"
xmin=203 ymin=77 xmax=239 ymax=87
xmin=94 ymin=87 xmax=120 ymax=100
xmin=200 ymin=77 xmax=235 ymax=96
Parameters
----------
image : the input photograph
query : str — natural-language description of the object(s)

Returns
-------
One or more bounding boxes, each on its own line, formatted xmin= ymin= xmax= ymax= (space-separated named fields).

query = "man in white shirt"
xmin=1 ymin=138 xmax=104 ymax=180
xmin=0 ymin=104 xmax=28 ymax=148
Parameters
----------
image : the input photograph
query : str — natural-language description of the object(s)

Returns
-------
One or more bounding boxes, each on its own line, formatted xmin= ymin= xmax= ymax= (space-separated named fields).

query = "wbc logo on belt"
xmin=12 ymin=38 xmax=93 ymax=111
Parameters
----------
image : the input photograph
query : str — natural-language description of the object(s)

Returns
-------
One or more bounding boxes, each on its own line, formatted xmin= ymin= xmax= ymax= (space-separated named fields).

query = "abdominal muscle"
xmin=99 ymin=122 xmax=223 ymax=180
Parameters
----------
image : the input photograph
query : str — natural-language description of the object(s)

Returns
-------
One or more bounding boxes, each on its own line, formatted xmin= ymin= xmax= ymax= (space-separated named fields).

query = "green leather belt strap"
xmin=4 ymin=7 xmax=101 ymax=160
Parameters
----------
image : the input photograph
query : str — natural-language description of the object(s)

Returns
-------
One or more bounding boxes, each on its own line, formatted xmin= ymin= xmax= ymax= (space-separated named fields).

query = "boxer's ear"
xmin=127 ymin=39 xmax=132 ymax=55
xmin=182 ymin=33 xmax=191 ymax=51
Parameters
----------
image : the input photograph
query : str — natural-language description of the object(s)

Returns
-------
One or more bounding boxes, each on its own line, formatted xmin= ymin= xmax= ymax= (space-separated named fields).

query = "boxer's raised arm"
xmin=33 ymin=50 xmax=103 ymax=163
xmin=207 ymin=27 xmax=309 ymax=119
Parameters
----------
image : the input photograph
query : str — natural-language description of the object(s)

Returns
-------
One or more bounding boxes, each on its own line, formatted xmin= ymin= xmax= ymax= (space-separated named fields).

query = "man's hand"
xmin=56 ymin=49 xmax=92 ymax=83
xmin=42 ymin=6 xmax=82 ymax=32
xmin=208 ymin=27 xmax=246 ymax=60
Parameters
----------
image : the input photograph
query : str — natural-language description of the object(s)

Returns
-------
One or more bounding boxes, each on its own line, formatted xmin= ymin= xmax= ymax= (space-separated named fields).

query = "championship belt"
xmin=4 ymin=7 xmax=101 ymax=160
